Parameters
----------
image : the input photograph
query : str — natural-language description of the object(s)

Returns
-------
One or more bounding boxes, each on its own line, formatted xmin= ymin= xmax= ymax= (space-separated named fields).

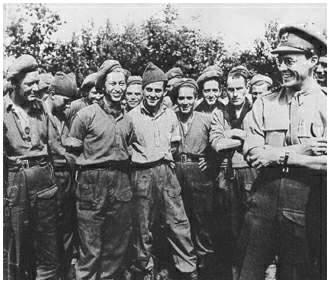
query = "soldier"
xmin=68 ymin=60 xmax=134 ymax=279
xmin=164 ymin=67 xmax=184 ymax=108
xmin=249 ymin=74 xmax=273 ymax=103
xmin=66 ymin=72 xmax=102 ymax=127
xmin=38 ymin=72 xmax=54 ymax=98
xmin=195 ymin=65 xmax=224 ymax=115
xmin=315 ymin=55 xmax=327 ymax=91
xmin=42 ymin=72 xmax=78 ymax=279
xmin=172 ymin=78 xmax=218 ymax=279
xmin=209 ymin=65 xmax=256 ymax=279
xmin=4 ymin=54 xmax=60 ymax=279
xmin=128 ymin=62 xmax=197 ymax=280
xmin=238 ymin=25 xmax=327 ymax=279
xmin=125 ymin=75 xmax=143 ymax=112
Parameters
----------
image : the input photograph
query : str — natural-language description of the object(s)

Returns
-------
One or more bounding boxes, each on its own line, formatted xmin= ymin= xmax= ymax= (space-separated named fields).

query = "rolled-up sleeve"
xmin=210 ymin=109 xmax=240 ymax=152
xmin=68 ymin=111 xmax=88 ymax=150
xmin=243 ymin=98 xmax=265 ymax=156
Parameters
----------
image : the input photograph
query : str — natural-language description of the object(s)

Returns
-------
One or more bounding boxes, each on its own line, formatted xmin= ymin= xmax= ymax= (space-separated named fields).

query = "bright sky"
xmin=4 ymin=3 xmax=327 ymax=51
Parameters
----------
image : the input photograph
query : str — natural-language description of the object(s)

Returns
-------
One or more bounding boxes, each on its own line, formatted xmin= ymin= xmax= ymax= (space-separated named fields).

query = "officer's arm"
xmin=210 ymin=109 xmax=242 ymax=152
xmin=288 ymin=153 xmax=327 ymax=171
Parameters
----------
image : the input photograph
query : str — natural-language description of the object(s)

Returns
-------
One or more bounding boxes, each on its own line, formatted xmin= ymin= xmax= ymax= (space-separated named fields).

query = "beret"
xmin=80 ymin=72 xmax=98 ymax=91
xmin=49 ymin=71 xmax=78 ymax=98
xmin=38 ymin=73 xmax=54 ymax=91
xmin=127 ymin=75 xmax=142 ymax=87
xmin=250 ymin=74 xmax=273 ymax=87
xmin=172 ymin=78 xmax=198 ymax=101
xmin=166 ymin=67 xmax=184 ymax=80
xmin=95 ymin=60 xmax=123 ymax=91
xmin=228 ymin=65 xmax=251 ymax=79
xmin=142 ymin=62 xmax=167 ymax=88
xmin=197 ymin=65 xmax=222 ymax=87
xmin=7 ymin=54 xmax=38 ymax=80
xmin=272 ymin=25 xmax=327 ymax=56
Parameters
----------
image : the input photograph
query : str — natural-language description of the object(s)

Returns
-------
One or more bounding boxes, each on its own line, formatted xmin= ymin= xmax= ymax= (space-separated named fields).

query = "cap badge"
xmin=280 ymin=32 xmax=289 ymax=43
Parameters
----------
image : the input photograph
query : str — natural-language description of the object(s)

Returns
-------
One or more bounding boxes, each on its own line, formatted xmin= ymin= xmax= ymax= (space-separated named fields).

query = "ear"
xmin=310 ymin=55 xmax=319 ymax=67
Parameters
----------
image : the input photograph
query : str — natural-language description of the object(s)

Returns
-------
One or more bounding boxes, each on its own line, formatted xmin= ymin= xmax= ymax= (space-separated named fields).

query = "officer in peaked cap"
xmin=238 ymin=25 xmax=327 ymax=279
xmin=249 ymin=74 xmax=273 ymax=102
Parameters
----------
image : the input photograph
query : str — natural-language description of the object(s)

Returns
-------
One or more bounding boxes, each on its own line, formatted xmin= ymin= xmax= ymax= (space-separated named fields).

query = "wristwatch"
xmin=279 ymin=151 xmax=290 ymax=173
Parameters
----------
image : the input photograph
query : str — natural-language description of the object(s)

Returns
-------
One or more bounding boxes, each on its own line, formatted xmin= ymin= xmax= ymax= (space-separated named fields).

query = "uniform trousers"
xmin=175 ymin=161 xmax=217 ymax=279
xmin=237 ymin=167 xmax=320 ymax=280
xmin=131 ymin=161 xmax=197 ymax=274
xmin=75 ymin=166 xmax=133 ymax=279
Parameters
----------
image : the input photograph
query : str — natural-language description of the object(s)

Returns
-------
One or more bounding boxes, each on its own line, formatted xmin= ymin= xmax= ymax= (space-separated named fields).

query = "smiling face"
xmin=143 ymin=81 xmax=165 ymax=110
xmin=202 ymin=79 xmax=220 ymax=106
xmin=315 ymin=61 xmax=327 ymax=86
xmin=87 ymin=86 xmax=104 ymax=104
xmin=16 ymin=71 xmax=40 ymax=103
xmin=227 ymin=75 xmax=248 ymax=108
xmin=250 ymin=83 xmax=270 ymax=102
xmin=275 ymin=53 xmax=317 ymax=88
xmin=177 ymin=86 xmax=196 ymax=115
xmin=126 ymin=83 xmax=143 ymax=110
xmin=104 ymin=71 xmax=127 ymax=103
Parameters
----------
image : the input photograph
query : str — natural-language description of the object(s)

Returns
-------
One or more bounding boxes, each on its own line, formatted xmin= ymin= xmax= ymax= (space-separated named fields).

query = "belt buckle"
xmin=181 ymin=154 xmax=187 ymax=163
xmin=21 ymin=159 xmax=29 ymax=169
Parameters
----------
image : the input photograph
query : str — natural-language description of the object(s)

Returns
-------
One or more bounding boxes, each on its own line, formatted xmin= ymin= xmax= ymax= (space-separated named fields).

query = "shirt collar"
xmin=100 ymin=101 xmax=124 ymax=121
xmin=140 ymin=101 xmax=167 ymax=119
xmin=4 ymin=95 xmax=14 ymax=112
xmin=283 ymin=80 xmax=321 ymax=105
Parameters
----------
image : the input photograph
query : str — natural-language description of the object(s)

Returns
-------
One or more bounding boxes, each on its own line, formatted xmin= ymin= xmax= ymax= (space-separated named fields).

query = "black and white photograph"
xmin=2 ymin=1 xmax=327 ymax=280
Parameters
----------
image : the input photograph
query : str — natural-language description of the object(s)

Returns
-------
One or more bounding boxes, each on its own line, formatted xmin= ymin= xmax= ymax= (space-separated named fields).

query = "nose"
xmin=32 ymin=82 xmax=39 ymax=92
xmin=277 ymin=61 xmax=288 ymax=72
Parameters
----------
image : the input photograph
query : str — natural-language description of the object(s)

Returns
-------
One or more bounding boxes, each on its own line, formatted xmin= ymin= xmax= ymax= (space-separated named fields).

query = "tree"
xmin=5 ymin=4 xmax=64 ymax=66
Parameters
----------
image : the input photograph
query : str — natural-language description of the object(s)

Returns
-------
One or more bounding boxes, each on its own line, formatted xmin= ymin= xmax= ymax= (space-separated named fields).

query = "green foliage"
xmin=4 ymin=4 xmax=284 ymax=87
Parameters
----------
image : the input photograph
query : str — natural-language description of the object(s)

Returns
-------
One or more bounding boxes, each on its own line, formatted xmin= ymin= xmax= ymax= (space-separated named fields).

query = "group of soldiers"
xmin=3 ymin=24 xmax=327 ymax=280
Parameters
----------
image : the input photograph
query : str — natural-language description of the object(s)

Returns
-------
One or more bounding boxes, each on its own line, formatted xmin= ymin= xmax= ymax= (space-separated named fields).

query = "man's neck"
xmin=143 ymin=100 xmax=161 ymax=116
xmin=104 ymin=96 xmax=121 ymax=111
xmin=178 ymin=111 xmax=193 ymax=123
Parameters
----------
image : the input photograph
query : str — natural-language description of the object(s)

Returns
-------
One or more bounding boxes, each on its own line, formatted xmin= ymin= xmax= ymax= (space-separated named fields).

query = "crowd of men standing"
xmin=3 ymin=24 xmax=327 ymax=280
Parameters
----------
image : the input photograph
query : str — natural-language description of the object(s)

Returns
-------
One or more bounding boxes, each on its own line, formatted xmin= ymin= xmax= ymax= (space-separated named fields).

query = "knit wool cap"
xmin=7 ymin=54 xmax=38 ymax=80
xmin=197 ymin=65 xmax=222 ymax=88
xmin=49 ymin=71 xmax=78 ymax=98
xmin=250 ymin=74 xmax=273 ymax=87
xmin=38 ymin=73 xmax=54 ymax=91
xmin=127 ymin=75 xmax=142 ymax=87
xmin=142 ymin=62 xmax=167 ymax=88
xmin=166 ymin=67 xmax=184 ymax=80
xmin=95 ymin=59 xmax=123 ymax=91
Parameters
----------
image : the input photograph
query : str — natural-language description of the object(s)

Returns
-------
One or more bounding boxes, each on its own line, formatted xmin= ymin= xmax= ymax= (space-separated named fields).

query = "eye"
xmin=146 ymin=88 xmax=152 ymax=92
xmin=155 ymin=89 xmax=162 ymax=93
